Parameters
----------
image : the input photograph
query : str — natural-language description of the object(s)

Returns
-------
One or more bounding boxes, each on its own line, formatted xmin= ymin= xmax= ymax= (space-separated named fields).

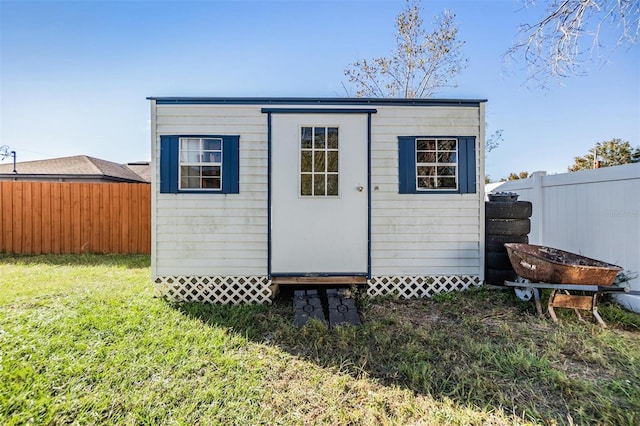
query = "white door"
xmin=271 ymin=113 xmax=368 ymax=275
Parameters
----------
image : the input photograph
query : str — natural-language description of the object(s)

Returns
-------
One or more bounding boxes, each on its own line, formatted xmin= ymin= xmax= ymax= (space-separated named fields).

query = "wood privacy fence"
xmin=1 ymin=181 xmax=151 ymax=254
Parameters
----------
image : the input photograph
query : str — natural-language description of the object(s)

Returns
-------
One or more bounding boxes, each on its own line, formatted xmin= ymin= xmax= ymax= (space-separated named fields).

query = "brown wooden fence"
xmin=0 ymin=181 xmax=151 ymax=254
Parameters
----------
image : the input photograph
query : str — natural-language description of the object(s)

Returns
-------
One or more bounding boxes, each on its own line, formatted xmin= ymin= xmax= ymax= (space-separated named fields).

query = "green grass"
xmin=2 ymin=254 xmax=639 ymax=425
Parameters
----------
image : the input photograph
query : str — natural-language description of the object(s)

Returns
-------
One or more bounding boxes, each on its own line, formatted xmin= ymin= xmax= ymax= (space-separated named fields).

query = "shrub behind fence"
xmin=0 ymin=181 xmax=150 ymax=254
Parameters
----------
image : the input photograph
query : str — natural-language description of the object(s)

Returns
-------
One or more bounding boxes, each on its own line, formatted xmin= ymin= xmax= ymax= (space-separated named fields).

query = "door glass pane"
xmin=327 ymin=151 xmax=338 ymax=173
xmin=314 ymin=151 xmax=325 ymax=172
xmin=314 ymin=127 xmax=326 ymax=149
xmin=327 ymin=174 xmax=338 ymax=196
xmin=313 ymin=174 xmax=325 ymax=196
xmin=301 ymin=151 xmax=312 ymax=173
xmin=301 ymin=174 xmax=312 ymax=196
xmin=327 ymin=127 xmax=338 ymax=149
xmin=300 ymin=126 xmax=338 ymax=197
xmin=301 ymin=127 xmax=312 ymax=149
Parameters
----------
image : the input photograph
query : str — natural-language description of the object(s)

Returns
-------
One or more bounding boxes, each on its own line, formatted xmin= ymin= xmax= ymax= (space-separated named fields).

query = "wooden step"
xmin=273 ymin=276 xmax=367 ymax=285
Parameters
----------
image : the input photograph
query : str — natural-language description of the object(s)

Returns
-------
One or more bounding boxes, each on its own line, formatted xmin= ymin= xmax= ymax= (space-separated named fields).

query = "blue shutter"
xmin=222 ymin=135 xmax=240 ymax=194
xmin=458 ymin=136 xmax=476 ymax=194
xmin=398 ymin=136 xmax=416 ymax=194
xmin=160 ymin=136 xmax=179 ymax=193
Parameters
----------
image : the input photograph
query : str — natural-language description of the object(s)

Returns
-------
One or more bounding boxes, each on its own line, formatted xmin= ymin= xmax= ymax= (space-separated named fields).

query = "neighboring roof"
xmin=125 ymin=161 xmax=152 ymax=183
xmin=147 ymin=97 xmax=487 ymax=107
xmin=0 ymin=155 xmax=150 ymax=183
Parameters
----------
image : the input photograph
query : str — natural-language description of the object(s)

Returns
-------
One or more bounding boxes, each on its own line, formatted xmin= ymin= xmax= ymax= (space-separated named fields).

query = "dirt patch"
xmin=366 ymin=299 xmax=443 ymax=328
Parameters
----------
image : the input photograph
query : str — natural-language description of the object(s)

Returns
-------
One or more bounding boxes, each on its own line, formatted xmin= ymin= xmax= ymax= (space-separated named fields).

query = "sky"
xmin=1 ymin=0 xmax=638 ymax=181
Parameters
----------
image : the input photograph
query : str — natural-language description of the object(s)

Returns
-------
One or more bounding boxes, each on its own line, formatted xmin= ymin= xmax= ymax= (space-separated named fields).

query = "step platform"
xmin=293 ymin=288 xmax=362 ymax=328
xmin=293 ymin=289 xmax=325 ymax=327
xmin=326 ymin=289 xmax=362 ymax=328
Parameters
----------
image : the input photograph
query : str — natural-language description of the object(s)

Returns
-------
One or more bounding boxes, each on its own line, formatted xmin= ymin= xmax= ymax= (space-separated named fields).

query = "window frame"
xmin=415 ymin=138 xmax=459 ymax=191
xmin=398 ymin=135 xmax=476 ymax=195
xmin=178 ymin=137 xmax=224 ymax=191
xmin=299 ymin=125 xmax=340 ymax=197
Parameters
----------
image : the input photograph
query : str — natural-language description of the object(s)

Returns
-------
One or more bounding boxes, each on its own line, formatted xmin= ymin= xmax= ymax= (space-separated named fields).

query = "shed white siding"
xmin=152 ymin=104 xmax=268 ymax=277
xmin=370 ymin=105 xmax=483 ymax=277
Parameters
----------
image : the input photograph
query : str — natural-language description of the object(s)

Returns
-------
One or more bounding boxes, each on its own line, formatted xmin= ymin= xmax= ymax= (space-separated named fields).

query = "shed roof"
xmin=147 ymin=97 xmax=487 ymax=107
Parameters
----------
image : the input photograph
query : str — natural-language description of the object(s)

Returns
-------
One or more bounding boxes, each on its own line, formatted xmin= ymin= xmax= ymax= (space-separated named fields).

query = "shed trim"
xmin=265 ymin=110 xmax=374 ymax=279
xmin=149 ymin=97 xmax=486 ymax=107
xmin=367 ymin=112 xmax=372 ymax=279
xmin=266 ymin=112 xmax=273 ymax=278
xmin=261 ymin=108 xmax=378 ymax=114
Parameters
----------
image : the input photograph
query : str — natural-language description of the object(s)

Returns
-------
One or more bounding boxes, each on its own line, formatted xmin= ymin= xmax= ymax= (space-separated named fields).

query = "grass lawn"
xmin=1 ymin=254 xmax=639 ymax=425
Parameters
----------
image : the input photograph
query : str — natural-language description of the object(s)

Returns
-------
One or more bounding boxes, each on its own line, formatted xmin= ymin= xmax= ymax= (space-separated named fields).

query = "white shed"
xmin=148 ymin=97 xmax=487 ymax=303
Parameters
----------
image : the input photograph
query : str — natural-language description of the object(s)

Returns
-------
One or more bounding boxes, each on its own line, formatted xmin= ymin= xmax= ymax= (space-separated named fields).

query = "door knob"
xmin=357 ymin=186 xmax=364 ymax=192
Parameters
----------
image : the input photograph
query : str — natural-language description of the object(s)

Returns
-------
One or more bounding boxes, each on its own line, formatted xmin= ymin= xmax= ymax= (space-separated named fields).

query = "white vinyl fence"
xmin=486 ymin=164 xmax=640 ymax=312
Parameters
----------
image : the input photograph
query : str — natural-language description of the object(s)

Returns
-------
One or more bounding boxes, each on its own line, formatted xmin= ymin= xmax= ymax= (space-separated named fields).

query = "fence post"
xmin=530 ymin=171 xmax=546 ymax=244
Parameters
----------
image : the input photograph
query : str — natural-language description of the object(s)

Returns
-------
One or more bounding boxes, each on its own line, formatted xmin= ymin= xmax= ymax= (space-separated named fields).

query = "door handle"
xmin=357 ymin=186 xmax=364 ymax=192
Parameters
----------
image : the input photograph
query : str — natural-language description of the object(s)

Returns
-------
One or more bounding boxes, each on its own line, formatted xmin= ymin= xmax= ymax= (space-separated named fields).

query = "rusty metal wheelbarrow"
xmin=503 ymin=243 xmax=627 ymax=327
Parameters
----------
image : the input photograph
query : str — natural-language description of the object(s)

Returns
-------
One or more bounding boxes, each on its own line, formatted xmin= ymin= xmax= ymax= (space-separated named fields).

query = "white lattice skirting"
xmin=154 ymin=276 xmax=272 ymax=304
xmin=367 ymin=275 xmax=481 ymax=299
xmin=154 ymin=275 xmax=480 ymax=304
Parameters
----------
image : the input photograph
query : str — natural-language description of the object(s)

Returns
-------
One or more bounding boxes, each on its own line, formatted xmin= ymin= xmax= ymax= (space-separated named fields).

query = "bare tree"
xmin=506 ymin=0 xmax=640 ymax=86
xmin=485 ymin=128 xmax=504 ymax=154
xmin=344 ymin=0 xmax=467 ymax=98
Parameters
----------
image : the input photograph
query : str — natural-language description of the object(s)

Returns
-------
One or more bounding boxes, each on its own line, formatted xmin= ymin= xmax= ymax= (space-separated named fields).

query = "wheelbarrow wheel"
xmin=514 ymin=276 xmax=534 ymax=301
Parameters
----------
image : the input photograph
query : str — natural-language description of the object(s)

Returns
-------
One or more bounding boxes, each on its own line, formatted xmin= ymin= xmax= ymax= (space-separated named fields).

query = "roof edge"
xmin=0 ymin=173 xmax=148 ymax=183
xmin=147 ymin=97 xmax=487 ymax=107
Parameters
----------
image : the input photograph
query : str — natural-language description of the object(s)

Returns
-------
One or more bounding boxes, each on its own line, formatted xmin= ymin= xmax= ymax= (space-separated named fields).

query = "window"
xmin=179 ymin=138 xmax=223 ymax=190
xmin=398 ymin=136 xmax=476 ymax=194
xmin=416 ymin=138 xmax=458 ymax=190
xmin=159 ymin=135 xmax=239 ymax=194
xmin=300 ymin=126 xmax=339 ymax=196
